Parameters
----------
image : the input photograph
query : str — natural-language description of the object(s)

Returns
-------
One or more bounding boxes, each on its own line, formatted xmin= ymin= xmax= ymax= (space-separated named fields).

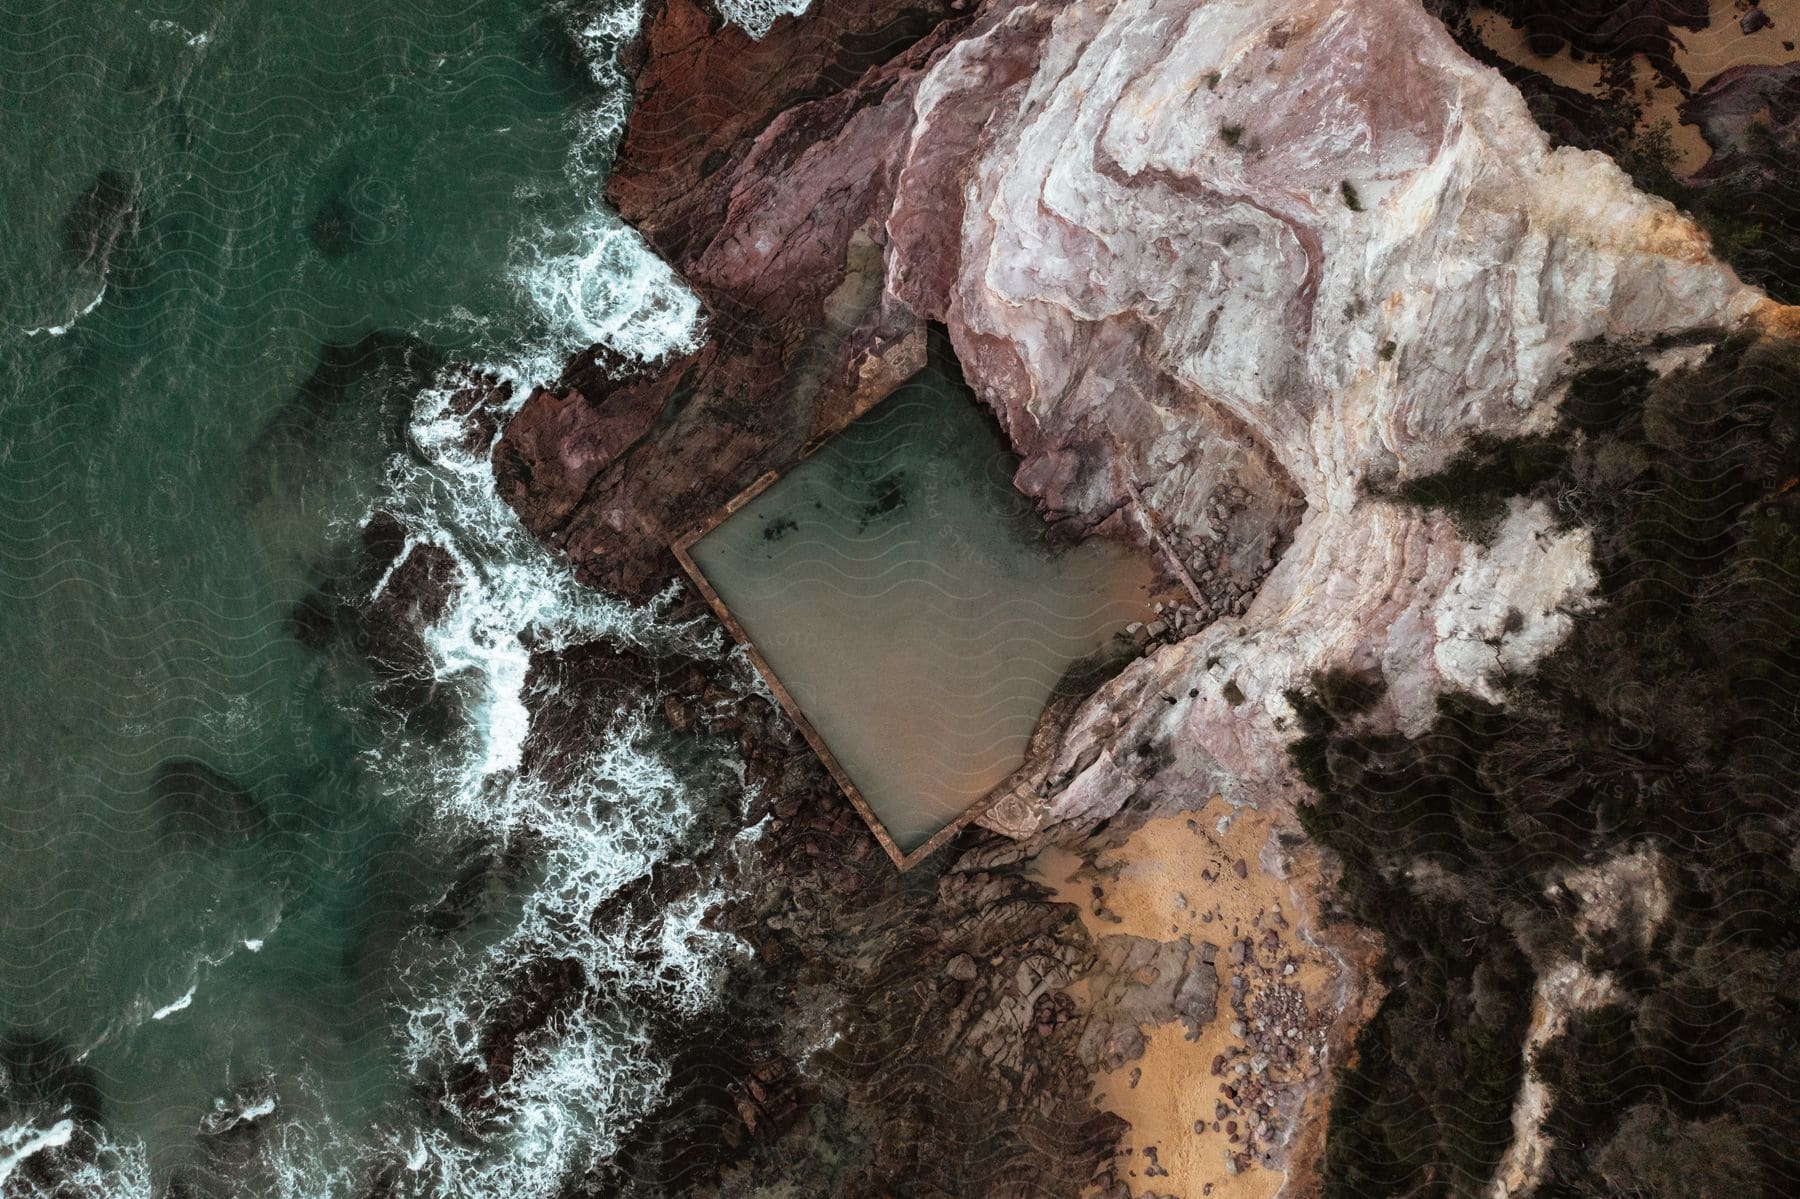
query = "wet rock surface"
xmin=477 ymin=0 xmax=1791 ymax=1195
xmin=492 ymin=0 xmax=964 ymax=602
xmin=386 ymin=591 xmax=1129 ymax=1197
xmin=501 ymin=0 xmax=1764 ymax=839
xmin=0 ymin=1030 xmax=104 ymax=1127
xmin=289 ymin=508 xmax=466 ymax=736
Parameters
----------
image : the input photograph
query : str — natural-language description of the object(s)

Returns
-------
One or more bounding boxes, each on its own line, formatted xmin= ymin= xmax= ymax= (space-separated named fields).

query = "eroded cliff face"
xmin=482 ymin=2 xmax=1788 ymax=1193
xmin=494 ymin=0 xmax=965 ymax=602
xmin=881 ymin=0 xmax=1763 ymax=836
xmin=499 ymin=0 xmax=1768 ymax=834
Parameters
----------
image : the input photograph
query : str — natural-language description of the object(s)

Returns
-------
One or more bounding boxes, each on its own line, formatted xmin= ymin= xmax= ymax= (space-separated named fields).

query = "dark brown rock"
xmin=608 ymin=0 xmax=960 ymax=262
xmin=491 ymin=2 xmax=968 ymax=601
xmin=441 ymin=367 xmax=515 ymax=456
xmin=1467 ymin=0 xmax=1708 ymax=87
xmin=1680 ymin=62 xmax=1800 ymax=181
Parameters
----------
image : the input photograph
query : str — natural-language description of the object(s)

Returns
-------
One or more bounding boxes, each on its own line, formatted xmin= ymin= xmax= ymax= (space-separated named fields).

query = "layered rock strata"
xmin=494 ymin=0 xmax=967 ymax=602
xmin=483 ymin=0 xmax=1788 ymax=1194
xmin=500 ymin=0 xmax=1764 ymax=831
xmin=895 ymin=0 xmax=1760 ymax=838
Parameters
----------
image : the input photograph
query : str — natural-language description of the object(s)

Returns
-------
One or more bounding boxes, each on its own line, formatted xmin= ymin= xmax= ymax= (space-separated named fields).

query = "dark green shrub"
xmin=1299 ymin=335 xmax=1800 ymax=1196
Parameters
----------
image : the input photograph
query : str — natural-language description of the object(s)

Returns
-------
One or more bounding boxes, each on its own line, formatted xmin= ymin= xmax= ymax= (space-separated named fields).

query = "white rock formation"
xmin=1490 ymin=960 xmax=1625 ymax=1198
xmin=879 ymin=0 xmax=1763 ymax=832
xmin=1553 ymin=843 xmax=1672 ymax=952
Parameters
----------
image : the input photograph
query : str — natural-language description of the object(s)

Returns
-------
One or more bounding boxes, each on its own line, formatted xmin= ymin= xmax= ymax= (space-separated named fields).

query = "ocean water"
xmin=687 ymin=341 xmax=1153 ymax=852
xmin=0 ymin=1 xmax=757 ymax=1194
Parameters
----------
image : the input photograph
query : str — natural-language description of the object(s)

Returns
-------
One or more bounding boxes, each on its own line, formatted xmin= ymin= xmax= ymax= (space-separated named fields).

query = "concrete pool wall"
xmin=673 ymin=340 xmax=1158 ymax=868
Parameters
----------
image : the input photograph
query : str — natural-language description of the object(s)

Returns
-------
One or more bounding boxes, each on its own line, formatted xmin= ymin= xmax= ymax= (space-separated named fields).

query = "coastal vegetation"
xmin=1295 ymin=334 xmax=1800 ymax=1195
xmin=1427 ymin=0 xmax=1800 ymax=306
xmin=1619 ymin=121 xmax=1800 ymax=305
xmin=1375 ymin=431 xmax=1566 ymax=542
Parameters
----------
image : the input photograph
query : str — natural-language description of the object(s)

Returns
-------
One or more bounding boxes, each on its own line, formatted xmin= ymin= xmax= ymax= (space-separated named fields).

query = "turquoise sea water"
xmin=0 ymin=2 xmax=734 ymax=1193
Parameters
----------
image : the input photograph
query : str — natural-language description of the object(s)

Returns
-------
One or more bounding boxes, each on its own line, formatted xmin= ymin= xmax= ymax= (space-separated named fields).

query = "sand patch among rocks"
xmin=1036 ymin=798 xmax=1375 ymax=1199
xmin=1472 ymin=0 xmax=1800 ymax=173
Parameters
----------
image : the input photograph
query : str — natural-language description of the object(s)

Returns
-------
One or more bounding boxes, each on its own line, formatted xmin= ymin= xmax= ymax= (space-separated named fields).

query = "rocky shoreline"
xmin=426 ymin=0 xmax=1790 ymax=1196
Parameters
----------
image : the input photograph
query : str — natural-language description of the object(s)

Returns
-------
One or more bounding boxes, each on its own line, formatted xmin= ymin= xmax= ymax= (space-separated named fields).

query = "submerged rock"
xmin=0 ymin=1031 xmax=103 ymax=1126
xmin=290 ymin=509 xmax=466 ymax=739
xmin=149 ymin=758 xmax=267 ymax=849
xmin=260 ymin=330 xmax=440 ymax=452
xmin=191 ymin=1077 xmax=279 ymax=1181
xmin=481 ymin=0 xmax=1796 ymax=1194
xmin=59 ymin=168 xmax=137 ymax=274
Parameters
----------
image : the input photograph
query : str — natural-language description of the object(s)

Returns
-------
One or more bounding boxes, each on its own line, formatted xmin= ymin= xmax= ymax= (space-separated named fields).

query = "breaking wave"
xmin=312 ymin=2 xmax=745 ymax=1177
xmin=514 ymin=2 xmax=703 ymax=369
xmin=359 ymin=350 xmax=746 ymax=1197
xmin=715 ymin=0 xmax=814 ymax=40
xmin=7 ymin=5 xmax=738 ymax=1197
xmin=0 ymin=1121 xmax=150 ymax=1199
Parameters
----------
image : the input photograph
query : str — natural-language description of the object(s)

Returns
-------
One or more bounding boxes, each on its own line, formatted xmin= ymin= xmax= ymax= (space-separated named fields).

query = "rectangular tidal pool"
xmin=679 ymin=342 xmax=1154 ymax=865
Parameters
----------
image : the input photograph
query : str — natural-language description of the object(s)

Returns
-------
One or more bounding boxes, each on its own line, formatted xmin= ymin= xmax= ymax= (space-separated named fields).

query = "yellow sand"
xmin=1035 ymin=798 xmax=1347 ymax=1199
xmin=1472 ymin=0 xmax=1800 ymax=174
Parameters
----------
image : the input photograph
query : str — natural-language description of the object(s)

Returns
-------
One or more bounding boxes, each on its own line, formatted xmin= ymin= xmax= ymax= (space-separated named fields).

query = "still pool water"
xmin=0 ymin=1 xmax=732 ymax=1194
xmin=686 ymin=336 xmax=1154 ymax=855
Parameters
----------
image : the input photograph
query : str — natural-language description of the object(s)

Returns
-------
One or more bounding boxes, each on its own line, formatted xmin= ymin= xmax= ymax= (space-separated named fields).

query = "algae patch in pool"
xmin=683 ymin=347 xmax=1154 ymax=862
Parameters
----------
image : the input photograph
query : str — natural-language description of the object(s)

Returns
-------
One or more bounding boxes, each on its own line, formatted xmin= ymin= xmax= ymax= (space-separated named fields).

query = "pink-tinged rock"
xmin=493 ymin=0 xmax=952 ymax=601
xmin=492 ymin=374 xmax=673 ymax=534
xmin=502 ymin=0 xmax=1775 ymax=824
xmin=607 ymin=0 xmax=961 ymax=264
xmin=882 ymin=0 xmax=1763 ymax=836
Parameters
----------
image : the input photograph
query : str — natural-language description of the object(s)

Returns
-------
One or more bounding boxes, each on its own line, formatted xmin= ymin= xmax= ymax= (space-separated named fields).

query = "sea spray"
xmin=1 ymin=0 xmax=752 ymax=1191
xmin=337 ymin=226 xmax=743 ymax=1194
xmin=135 ymin=342 xmax=749 ymax=1199
xmin=514 ymin=1 xmax=703 ymax=369
xmin=0 ymin=1122 xmax=150 ymax=1199
xmin=715 ymin=0 xmax=816 ymax=40
xmin=322 ymin=0 xmax=736 ymax=1181
xmin=0 ymin=1121 xmax=76 ymax=1190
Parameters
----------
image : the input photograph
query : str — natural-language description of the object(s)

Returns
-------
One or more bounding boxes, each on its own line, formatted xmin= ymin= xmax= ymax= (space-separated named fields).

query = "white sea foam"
xmin=149 ymin=984 xmax=195 ymax=1021
xmin=236 ymin=1095 xmax=277 ymax=1121
xmin=0 ymin=1121 xmax=74 ymax=1187
xmin=715 ymin=0 xmax=813 ymax=40
xmin=22 ymin=285 xmax=105 ymax=337
xmin=342 ymin=186 xmax=738 ymax=1192
xmin=509 ymin=2 xmax=707 ymax=368
xmin=0 ymin=1122 xmax=151 ymax=1199
xmin=384 ymin=1011 xmax=670 ymax=1198
xmin=19 ymin=3 xmax=739 ymax=1193
xmin=519 ymin=214 xmax=703 ymax=366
